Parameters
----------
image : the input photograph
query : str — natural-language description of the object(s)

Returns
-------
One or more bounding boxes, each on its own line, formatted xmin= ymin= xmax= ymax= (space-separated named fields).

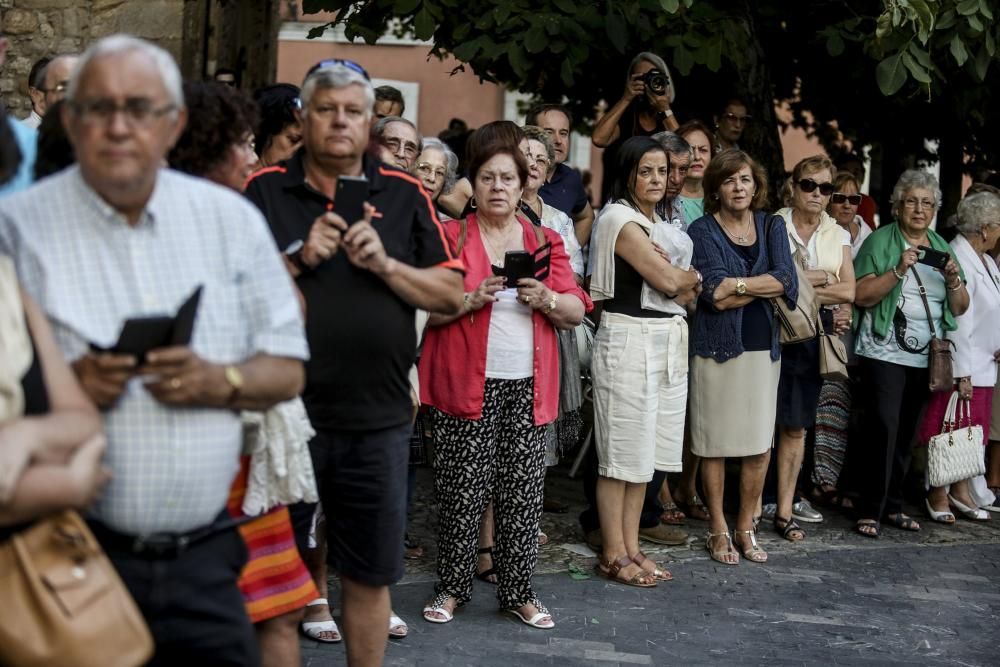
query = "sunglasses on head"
xmin=797 ymin=178 xmax=835 ymax=196
xmin=831 ymin=192 xmax=862 ymax=205
xmin=305 ymin=58 xmax=371 ymax=81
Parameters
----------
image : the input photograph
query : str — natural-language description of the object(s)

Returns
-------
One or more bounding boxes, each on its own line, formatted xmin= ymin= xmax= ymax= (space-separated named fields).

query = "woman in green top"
xmin=852 ymin=170 xmax=969 ymax=538
xmin=676 ymin=120 xmax=715 ymax=226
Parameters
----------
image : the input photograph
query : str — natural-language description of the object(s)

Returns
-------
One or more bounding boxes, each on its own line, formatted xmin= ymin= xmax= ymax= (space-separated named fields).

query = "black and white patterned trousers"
xmin=432 ymin=377 xmax=547 ymax=610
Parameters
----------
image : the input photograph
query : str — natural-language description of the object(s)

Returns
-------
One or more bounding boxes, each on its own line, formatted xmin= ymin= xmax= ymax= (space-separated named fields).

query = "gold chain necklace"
xmin=478 ymin=220 xmax=516 ymax=265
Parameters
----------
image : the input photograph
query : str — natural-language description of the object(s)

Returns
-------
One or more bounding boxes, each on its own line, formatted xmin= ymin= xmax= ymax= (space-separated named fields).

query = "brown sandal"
xmin=631 ymin=550 xmax=673 ymax=581
xmin=676 ymin=494 xmax=711 ymax=521
xmin=594 ymin=555 xmax=658 ymax=588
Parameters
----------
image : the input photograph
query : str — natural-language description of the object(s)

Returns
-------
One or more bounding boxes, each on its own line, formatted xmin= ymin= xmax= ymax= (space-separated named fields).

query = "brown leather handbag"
xmin=911 ymin=268 xmax=955 ymax=392
xmin=0 ymin=511 xmax=154 ymax=667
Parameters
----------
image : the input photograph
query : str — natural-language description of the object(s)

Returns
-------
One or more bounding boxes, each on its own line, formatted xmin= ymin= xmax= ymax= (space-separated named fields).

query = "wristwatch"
xmin=735 ymin=278 xmax=748 ymax=296
xmin=224 ymin=365 xmax=244 ymax=406
xmin=284 ymin=239 xmax=310 ymax=274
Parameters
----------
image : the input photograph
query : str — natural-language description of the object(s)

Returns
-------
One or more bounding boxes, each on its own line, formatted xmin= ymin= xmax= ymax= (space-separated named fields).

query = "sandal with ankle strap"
xmin=733 ymin=529 xmax=767 ymax=563
xmin=631 ymin=550 xmax=673 ymax=581
xmin=300 ymin=598 xmax=342 ymax=643
xmin=774 ymin=516 xmax=805 ymax=542
xmin=594 ymin=555 xmax=658 ymax=587
xmin=475 ymin=546 xmax=497 ymax=585
xmin=705 ymin=531 xmax=738 ymax=566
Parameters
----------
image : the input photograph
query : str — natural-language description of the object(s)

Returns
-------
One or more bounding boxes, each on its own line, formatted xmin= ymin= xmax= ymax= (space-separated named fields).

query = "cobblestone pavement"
xmin=302 ymin=467 xmax=1000 ymax=666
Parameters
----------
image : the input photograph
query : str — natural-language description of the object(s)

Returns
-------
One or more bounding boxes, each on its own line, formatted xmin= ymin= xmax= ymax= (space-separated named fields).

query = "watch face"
xmin=285 ymin=239 xmax=304 ymax=255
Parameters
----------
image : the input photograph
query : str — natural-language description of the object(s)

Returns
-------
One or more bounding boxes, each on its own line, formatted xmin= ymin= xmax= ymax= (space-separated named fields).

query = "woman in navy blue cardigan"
xmin=687 ymin=149 xmax=797 ymax=566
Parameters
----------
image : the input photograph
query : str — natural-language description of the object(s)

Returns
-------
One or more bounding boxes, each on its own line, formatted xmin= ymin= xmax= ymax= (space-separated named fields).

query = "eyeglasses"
xmin=523 ymin=152 xmax=550 ymax=169
xmin=382 ymin=136 xmax=419 ymax=159
xmin=305 ymin=59 xmax=370 ymax=81
xmin=69 ymin=98 xmax=177 ymax=127
xmin=797 ymin=178 xmax=835 ymax=196
xmin=903 ymin=197 xmax=937 ymax=210
xmin=40 ymin=82 xmax=69 ymax=94
xmin=721 ymin=112 xmax=752 ymax=125
xmin=831 ymin=192 xmax=862 ymax=205
xmin=416 ymin=162 xmax=447 ymax=180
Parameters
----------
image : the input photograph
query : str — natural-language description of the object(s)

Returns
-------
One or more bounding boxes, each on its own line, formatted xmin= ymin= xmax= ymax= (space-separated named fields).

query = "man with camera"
xmin=593 ymin=52 xmax=679 ymax=203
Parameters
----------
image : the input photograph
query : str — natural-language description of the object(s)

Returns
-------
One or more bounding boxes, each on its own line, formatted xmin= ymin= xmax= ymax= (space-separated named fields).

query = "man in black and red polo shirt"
xmin=245 ymin=60 xmax=463 ymax=666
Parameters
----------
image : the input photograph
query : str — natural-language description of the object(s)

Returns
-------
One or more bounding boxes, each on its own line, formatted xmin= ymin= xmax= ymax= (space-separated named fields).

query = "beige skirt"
xmin=690 ymin=350 xmax=779 ymax=458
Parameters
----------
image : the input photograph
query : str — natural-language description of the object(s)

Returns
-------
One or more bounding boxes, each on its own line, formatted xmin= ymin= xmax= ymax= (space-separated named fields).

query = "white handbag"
xmin=927 ymin=391 xmax=986 ymax=488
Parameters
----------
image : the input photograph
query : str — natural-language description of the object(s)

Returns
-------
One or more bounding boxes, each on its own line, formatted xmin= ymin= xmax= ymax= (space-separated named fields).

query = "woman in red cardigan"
xmin=419 ymin=139 xmax=591 ymax=630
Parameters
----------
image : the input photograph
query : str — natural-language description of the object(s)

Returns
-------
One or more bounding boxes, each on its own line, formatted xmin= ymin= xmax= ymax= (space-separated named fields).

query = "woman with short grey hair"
xmin=852 ymin=170 xmax=969 ymax=537
xmin=919 ymin=191 xmax=1000 ymax=522
xmin=413 ymin=137 xmax=458 ymax=204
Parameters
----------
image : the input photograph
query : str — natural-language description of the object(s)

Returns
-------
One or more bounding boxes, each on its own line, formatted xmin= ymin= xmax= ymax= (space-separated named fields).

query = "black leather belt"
xmin=89 ymin=512 xmax=243 ymax=559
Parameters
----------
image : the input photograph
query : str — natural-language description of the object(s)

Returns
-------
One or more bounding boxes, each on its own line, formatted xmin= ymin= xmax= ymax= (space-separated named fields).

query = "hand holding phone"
xmin=303 ymin=212 xmax=348 ymax=268
xmin=916 ymin=245 xmax=949 ymax=270
xmin=334 ymin=176 xmax=369 ymax=226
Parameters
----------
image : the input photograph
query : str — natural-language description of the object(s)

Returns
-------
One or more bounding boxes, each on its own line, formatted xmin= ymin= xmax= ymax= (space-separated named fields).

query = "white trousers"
xmin=592 ymin=311 xmax=688 ymax=483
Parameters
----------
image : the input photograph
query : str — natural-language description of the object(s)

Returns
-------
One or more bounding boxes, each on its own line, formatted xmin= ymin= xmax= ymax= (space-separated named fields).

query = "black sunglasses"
xmin=831 ymin=192 xmax=862 ymax=205
xmin=305 ymin=59 xmax=371 ymax=81
xmin=797 ymin=178 xmax=835 ymax=196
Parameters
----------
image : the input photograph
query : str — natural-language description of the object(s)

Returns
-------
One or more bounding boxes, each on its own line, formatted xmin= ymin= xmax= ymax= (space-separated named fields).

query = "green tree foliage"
xmin=305 ymin=0 xmax=1000 ymax=213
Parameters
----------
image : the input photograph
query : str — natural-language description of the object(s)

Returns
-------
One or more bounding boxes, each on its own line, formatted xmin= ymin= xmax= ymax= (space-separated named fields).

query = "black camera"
xmin=642 ymin=69 xmax=670 ymax=96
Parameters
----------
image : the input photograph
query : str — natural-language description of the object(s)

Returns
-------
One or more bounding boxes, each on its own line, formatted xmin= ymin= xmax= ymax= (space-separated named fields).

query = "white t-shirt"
xmin=485 ymin=288 xmax=534 ymax=379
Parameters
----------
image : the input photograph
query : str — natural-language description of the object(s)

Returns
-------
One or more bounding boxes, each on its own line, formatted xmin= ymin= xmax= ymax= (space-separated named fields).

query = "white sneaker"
xmin=761 ymin=503 xmax=776 ymax=520
xmin=792 ymin=500 xmax=824 ymax=523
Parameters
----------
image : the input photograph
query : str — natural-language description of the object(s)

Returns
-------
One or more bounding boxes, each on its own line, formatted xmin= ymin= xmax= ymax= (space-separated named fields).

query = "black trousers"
xmin=855 ymin=356 xmax=929 ymax=520
xmin=96 ymin=525 xmax=259 ymax=667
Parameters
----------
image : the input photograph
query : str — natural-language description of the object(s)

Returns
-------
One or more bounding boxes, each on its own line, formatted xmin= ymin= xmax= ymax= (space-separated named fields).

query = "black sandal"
xmin=811 ymin=487 xmax=854 ymax=511
xmin=475 ymin=547 xmax=497 ymax=585
xmin=856 ymin=519 xmax=880 ymax=538
xmin=774 ymin=516 xmax=805 ymax=541
xmin=886 ymin=513 xmax=920 ymax=532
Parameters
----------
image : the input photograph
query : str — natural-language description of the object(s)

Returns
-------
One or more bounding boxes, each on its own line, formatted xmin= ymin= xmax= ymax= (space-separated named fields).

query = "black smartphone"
xmin=917 ymin=245 xmax=949 ymax=270
xmin=502 ymin=251 xmax=535 ymax=282
xmin=333 ymin=176 xmax=368 ymax=225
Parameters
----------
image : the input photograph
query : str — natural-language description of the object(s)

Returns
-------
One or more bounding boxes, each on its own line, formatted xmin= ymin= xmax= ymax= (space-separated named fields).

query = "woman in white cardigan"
xmin=769 ymin=155 xmax=855 ymax=543
xmin=921 ymin=191 xmax=1000 ymax=521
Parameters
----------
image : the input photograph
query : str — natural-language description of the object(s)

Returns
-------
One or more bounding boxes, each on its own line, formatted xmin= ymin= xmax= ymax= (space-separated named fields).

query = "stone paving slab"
xmin=303 ymin=542 xmax=1000 ymax=666
xmin=304 ymin=466 xmax=1000 ymax=665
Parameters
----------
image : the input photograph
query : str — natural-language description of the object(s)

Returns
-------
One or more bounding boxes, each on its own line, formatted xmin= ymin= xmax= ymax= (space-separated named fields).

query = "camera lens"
xmin=644 ymin=70 xmax=668 ymax=96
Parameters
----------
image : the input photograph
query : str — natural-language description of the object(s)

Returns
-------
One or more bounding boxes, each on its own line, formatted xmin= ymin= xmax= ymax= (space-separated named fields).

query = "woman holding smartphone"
xmin=852 ymin=170 xmax=969 ymax=537
xmin=419 ymin=136 xmax=590 ymax=629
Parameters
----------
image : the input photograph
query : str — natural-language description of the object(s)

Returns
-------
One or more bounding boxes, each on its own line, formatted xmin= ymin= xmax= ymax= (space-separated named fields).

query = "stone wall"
xmin=1 ymin=0 xmax=276 ymax=119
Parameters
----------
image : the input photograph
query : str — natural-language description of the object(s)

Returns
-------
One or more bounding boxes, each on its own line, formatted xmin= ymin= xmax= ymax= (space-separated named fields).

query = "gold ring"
xmin=170 ymin=378 xmax=182 ymax=390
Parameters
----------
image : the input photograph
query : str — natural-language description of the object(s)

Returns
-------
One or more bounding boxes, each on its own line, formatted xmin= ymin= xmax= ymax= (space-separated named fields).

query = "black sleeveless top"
xmin=604 ymin=255 xmax=677 ymax=319
xmin=0 ymin=333 xmax=51 ymax=541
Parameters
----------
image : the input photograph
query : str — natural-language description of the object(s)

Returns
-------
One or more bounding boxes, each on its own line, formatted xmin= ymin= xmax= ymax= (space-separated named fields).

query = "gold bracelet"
xmin=947 ymin=280 xmax=963 ymax=292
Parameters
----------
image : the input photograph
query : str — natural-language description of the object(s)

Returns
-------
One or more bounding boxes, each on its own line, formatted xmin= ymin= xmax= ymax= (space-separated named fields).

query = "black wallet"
xmin=91 ymin=286 xmax=203 ymax=363
xmin=491 ymin=244 xmax=552 ymax=282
